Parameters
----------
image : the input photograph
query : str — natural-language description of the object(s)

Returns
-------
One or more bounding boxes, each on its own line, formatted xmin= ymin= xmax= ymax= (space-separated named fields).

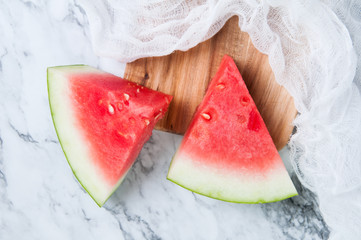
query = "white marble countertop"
xmin=0 ymin=1 xmax=330 ymax=239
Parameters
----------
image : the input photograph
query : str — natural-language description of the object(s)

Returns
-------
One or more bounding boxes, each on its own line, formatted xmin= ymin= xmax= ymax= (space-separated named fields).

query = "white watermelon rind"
xmin=167 ymin=152 xmax=298 ymax=204
xmin=47 ymin=65 xmax=124 ymax=207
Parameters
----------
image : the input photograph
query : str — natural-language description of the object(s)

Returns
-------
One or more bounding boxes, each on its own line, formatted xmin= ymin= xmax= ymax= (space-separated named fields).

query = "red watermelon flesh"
xmin=167 ymin=55 xmax=297 ymax=203
xmin=48 ymin=65 xmax=172 ymax=206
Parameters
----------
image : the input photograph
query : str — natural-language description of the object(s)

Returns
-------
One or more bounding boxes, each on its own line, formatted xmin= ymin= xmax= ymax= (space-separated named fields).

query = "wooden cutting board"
xmin=124 ymin=16 xmax=297 ymax=150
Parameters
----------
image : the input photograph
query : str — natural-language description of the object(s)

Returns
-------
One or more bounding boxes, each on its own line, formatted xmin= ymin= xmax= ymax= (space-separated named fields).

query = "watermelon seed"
xmin=240 ymin=96 xmax=250 ymax=106
xmin=129 ymin=117 xmax=136 ymax=124
xmin=144 ymin=119 xmax=150 ymax=126
xmin=201 ymin=113 xmax=211 ymax=120
xmin=216 ymin=83 xmax=225 ymax=89
xmin=155 ymin=112 xmax=162 ymax=120
xmin=124 ymin=93 xmax=130 ymax=101
xmin=98 ymin=100 xmax=103 ymax=105
xmin=117 ymin=103 xmax=123 ymax=111
xmin=108 ymin=104 xmax=115 ymax=114
xmin=141 ymin=86 xmax=144 ymax=89
xmin=137 ymin=88 xmax=140 ymax=93
xmin=237 ymin=114 xmax=246 ymax=123
xmin=116 ymin=131 xmax=128 ymax=139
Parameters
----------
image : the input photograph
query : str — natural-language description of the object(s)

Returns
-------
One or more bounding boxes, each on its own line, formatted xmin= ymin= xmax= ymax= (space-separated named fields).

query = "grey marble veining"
xmin=0 ymin=0 xmax=329 ymax=239
xmin=262 ymin=176 xmax=330 ymax=240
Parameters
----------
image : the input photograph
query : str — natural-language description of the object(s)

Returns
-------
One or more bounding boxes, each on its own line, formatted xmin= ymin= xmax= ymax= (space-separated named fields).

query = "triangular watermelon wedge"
xmin=167 ymin=55 xmax=297 ymax=203
xmin=48 ymin=65 xmax=172 ymax=206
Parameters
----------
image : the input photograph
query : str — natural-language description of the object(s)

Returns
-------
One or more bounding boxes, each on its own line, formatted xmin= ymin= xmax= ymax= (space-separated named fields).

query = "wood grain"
xmin=124 ymin=16 xmax=297 ymax=150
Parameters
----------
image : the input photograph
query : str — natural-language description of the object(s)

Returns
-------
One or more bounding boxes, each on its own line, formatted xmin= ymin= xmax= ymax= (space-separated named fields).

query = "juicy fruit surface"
xmin=167 ymin=55 xmax=297 ymax=203
xmin=71 ymin=73 xmax=170 ymax=185
xmin=48 ymin=65 xmax=172 ymax=206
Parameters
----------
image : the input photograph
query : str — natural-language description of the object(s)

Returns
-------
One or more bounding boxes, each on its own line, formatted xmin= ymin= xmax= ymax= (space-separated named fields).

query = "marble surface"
xmin=0 ymin=1 xmax=330 ymax=239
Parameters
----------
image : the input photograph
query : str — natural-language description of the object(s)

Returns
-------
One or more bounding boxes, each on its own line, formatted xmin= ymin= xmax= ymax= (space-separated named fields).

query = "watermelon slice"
xmin=167 ymin=55 xmax=297 ymax=203
xmin=48 ymin=65 xmax=172 ymax=206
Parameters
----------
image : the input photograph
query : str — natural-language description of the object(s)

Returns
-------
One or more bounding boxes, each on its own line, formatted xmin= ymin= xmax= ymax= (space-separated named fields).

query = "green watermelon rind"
xmin=47 ymin=65 xmax=123 ymax=207
xmin=167 ymin=178 xmax=298 ymax=204
xmin=167 ymin=155 xmax=298 ymax=204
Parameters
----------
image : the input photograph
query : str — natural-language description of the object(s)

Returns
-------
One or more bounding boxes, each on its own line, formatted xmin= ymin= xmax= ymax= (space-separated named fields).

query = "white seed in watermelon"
xmin=48 ymin=65 xmax=172 ymax=206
